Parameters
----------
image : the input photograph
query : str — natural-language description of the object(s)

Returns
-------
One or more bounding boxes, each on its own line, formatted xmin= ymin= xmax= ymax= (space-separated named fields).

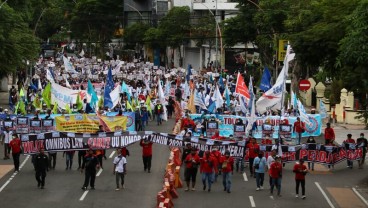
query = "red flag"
xmin=235 ymin=72 xmax=250 ymax=99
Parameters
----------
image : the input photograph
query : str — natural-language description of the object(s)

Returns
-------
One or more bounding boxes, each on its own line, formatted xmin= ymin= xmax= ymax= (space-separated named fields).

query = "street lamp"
xmin=0 ymin=0 xmax=8 ymax=9
xmin=125 ymin=3 xmax=143 ymax=22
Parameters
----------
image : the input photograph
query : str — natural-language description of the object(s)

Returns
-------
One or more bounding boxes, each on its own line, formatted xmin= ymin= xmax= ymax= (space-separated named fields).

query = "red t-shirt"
xmin=270 ymin=162 xmax=282 ymax=178
xmin=294 ymin=121 xmax=305 ymax=133
xmin=324 ymin=128 xmax=335 ymax=140
xmin=261 ymin=139 xmax=273 ymax=145
xmin=247 ymin=143 xmax=260 ymax=159
xmin=201 ymin=154 xmax=216 ymax=173
xmin=345 ymin=138 xmax=355 ymax=144
xmin=220 ymin=156 xmax=234 ymax=173
xmin=9 ymin=138 xmax=21 ymax=154
xmin=140 ymin=140 xmax=153 ymax=156
xmin=184 ymin=154 xmax=200 ymax=169
xmin=293 ymin=163 xmax=307 ymax=180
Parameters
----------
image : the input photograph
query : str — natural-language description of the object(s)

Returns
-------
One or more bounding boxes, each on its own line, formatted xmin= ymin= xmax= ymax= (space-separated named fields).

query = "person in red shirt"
xmin=211 ymin=131 xmax=224 ymax=140
xmin=261 ymin=134 xmax=273 ymax=145
xmin=9 ymin=134 xmax=22 ymax=172
xmin=184 ymin=148 xmax=200 ymax=191
xmin=293 ymin=117 xmax=305 ymax=145
xmin=270 ymin=155 xmax=282 ymax=196
xmin=344 ymin=134 xmax=355 ymax=169
xmin=200 ymin=151 xmax=216 ymax=192
xmin=247 ymin=138 xmax=260 ymax=177
xmin=140 ymin=138 xmax=153 ymax=173
xmin=180 ymin=114 xmax=196 ymax=130
xmin=211 ymin=147 xmax=221 ymax=181
xmin=293 ymin=158 xmax=308 ymax=199
xmin=220 ymin=150 xmax=234 ymax=193
xmin=324 ymin=123 xmax=335 ymax=145
xmin=121 ymin=147 xmax=130 ymax=157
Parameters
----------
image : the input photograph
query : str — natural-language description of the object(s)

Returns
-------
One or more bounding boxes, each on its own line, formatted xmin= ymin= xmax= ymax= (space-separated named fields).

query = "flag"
xmin=213 ymin=85 xmax=224 ymax=109
xmin=103 ymin=68 xmax=114 ymax=109
xmin=218 ymin=75 xmax=225 ymax=89
xmin=46 ymin=69 xmax=55 ymax=83
xmin=79 ymin=49 xmax=85 ymax=57
xmin=76 ymin=92 xmax=83 ymax=110
xmin=65 ymin=76 xmax=71 ymax=88
xmin=33 ymin=94 xmax=42 ymax=109
xmin=184 ymin=80 xmax=190 ymax=99
xmin=256 ymin=45 xmax=295 ymax=113
xmin=225 ymin=84 xmax=230 ymax=108
xmin=186 ymin=64 xmax=192 ymax=82
xmin=207 ymin=99 xmax=216 ymax=113
xmin=297 ymin=99 xmax=312 ymax=126
xmin=235 ymin=72 xmax=250 ymax=99
xmin=65 ymin=103 xmax=72 ymax=114
xmin=121 ymin=81 xmax=131 ymax=102
xmin=246 ymin=76 xmax=256 ymax=135
xmin=63 ymin=56 xmax=78 ymax=73
xmin=187 ymin=90 xmax=196 ymax=114
xmin=210 ymin=74 xmax=213 ymax=83
xmin=87 ymin=80 xmax=98 ymax=109
xmin=259 ymin=67 xmax=272 ymax=92
xmin=18 ymin=100 xmax=26 ymax=115
xmin=248 ymin=76 xmax=254 ymax=112
xmin=164 ymin=80 xmax=171 ymax=96
xmin=194 ymin=90 xmax=207 ymax=110
xmin=145 ymin=96 xmax=152 ymax=114
xmin=42 ymin=82 xmax=51 ymax=108
xmin=291 ymin=90 xmax=297 ymax=109
xmin=52 ymin=102 xmax=58 ymax=114
xmin=126 ymin=100 xmax=134 ymax=111
xmin=157 ymin=80 xmax=168 ymax=121
xmin=30 ymin=84 xmax=38 ymax=91
xmin=239 ymin=95 xmax=248 ymax=114
xmin=319 ymin=99 xmax=327 ymax=118
xmin=38 ymin=78 xmax=43 ymax=90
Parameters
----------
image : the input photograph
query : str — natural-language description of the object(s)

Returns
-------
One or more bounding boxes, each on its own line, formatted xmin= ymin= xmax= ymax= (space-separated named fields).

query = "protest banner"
xmin=51 ymin=83 xmax=87 ymax=108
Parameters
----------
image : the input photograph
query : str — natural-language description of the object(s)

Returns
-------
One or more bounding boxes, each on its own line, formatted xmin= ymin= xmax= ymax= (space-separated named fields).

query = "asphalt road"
xmin=1 ymin=119 xmax=368 ymax=208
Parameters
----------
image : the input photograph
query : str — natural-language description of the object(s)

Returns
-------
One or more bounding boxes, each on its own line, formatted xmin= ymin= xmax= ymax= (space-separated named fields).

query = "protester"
xmin=154 ymin=100 xmax=163 ymax=125
xmin=63 ymin=150 xmax=75 ymax=170
xmin=140 ymin=137 xmax=153 ymax=173
xmin=270 ymin=155 xmax=282 ymax=196
xmin=220 ymin=150 xmax=234 ymax=193
xmin=184 ymin=147 xmax=200 ymax=191
xmin=357 ymin=133 xmax=368 ymax=169
xmin=2 ymin=126 xmax=12 ymax=160
xmin=77 ymin=150 xmax=86 ymax=170
xmin=200 ymin=151 xmax=216 ymax=192
xmin=9 ymin=134 xmax=22 ymax=172
xmin=113 ymin=148 xmax=127 ymax=191
xmin=306 ymin=136 xmax=316 ymax=171
xmin=293 ymin=117 xmax=305 ymax=145
xmin=247 ymin=137 xmax=260 ymax=177
xmin=293 ymin=158 xmax=308 ymax=199
xmin=324 ymin=123 xmax=335 ymax=145
xmin=35 ymin=148 xmax=49 ymax=189
xmin=81 ymin=148 xmax=100 ymax=190
xmin=181 ymin=143 xmax=192 ymax=164
xmin=267 ymin=149 xmax=277 ymax=187
xmin=344 ymin=134 xmax=356 ymax=169
xmin=211 ymin=147 xmax=221 ymax=182
xmin=253 ymin=151 xmax=267 ymax=191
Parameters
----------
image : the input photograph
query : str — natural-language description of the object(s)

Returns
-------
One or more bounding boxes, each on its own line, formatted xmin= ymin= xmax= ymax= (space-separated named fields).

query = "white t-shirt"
xmin=4 ymin=131 xmax=13 ymax=144
xmin=113 ymin=155 xmax=127 ymax=173
xmin=267 ymin=155 xmax=275 ymax=169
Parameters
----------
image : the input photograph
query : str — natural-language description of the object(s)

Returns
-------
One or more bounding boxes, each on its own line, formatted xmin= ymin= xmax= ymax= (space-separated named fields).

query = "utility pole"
xmin=214 ymin=0 xmax=218 ymax=73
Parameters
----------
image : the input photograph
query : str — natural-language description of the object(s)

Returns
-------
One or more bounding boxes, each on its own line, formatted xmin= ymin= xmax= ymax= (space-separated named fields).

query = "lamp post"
xmin=0 ymin=0 xmax=8 ymax=9
xmin=125 ymin=3 xmax=143 ymax=23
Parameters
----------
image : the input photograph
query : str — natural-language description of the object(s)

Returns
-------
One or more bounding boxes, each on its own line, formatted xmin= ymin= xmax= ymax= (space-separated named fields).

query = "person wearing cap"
xmin=293 ymin=117 xmax=305 ymax=145
xmin=200 ymin=150 xmax=216 ymax=192
xmin=253 ymin=151 xmax=267 ymax=191
xmin=293 ymin=158 xmax=308 ymax=199
xmin=154 ymin=100 xmax=163 ymax=126
xmin=81 ymin=148 xmax=100 ymax=190
xmin=270 ymin=155 xmax=283 ymax=196
xmin=113 ymin=148 xmax=127 ymax=191
xmin=344 ymin=134 xmax=356 ymax=169
xmin=220 ymin=150 xmax=234 ymax=193
xmin=357 ymin=133 xmax=367 ymax=169
xmin=324 ymin=123 xmax=335 ymax=145
xmin=184 ymin=147 xmax=200 ymax=191
xmin=9 ymin=134 xmax=22 ymax=172
xmin=140 ymin=137 xmax=153 ymax=173
xmin=35 ymin=148 xmax=49 ymax=189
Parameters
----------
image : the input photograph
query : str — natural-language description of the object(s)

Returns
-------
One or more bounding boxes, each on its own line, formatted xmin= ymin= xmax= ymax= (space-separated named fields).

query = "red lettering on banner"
xmin=287 ymin=152 xmax=296 ymax=161
xmin=325 ymin=153 xmax=333 ymax=163
xmin=87 ymin=138 xmax=110 ymax=149
xmin=308 ymin=150 xmax=316 ymax=161
xmin=339 ymin=148 xmax=346 ymax=160
xmin=299 ymin=149 xmax=307 ymax=159
xmin=319 ymin=151 xmax=327 ymax=162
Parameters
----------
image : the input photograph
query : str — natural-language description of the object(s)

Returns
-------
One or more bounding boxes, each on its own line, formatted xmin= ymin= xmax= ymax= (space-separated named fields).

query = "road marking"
xmin=109 ymin=151 xmax=115 ymax=158
xmin=0 ymin=155 xmax=30 ymax=193
xmin=315 ymin=182 xmax=335 ymax=208
xmin=352 ymin=188 xmax=368 ymax=206
xmin=79 ymin=190 xmax=89 ymax=201
xmin=96 ymin=168 xmax=103 ymax=177
xmin=270 ymin=196 xmax=274 ymax=200
xmin=249 ymin=196 xmax=256 ymax=207
xmin=243 ymin=172 xmax=248 ymax=181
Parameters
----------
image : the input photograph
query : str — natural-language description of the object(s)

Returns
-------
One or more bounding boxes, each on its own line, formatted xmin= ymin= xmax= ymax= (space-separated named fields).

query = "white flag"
xmin=319 ymin=99 xmax=327 ymax=118
xmin=79 ymin=49 xmax=85 ymax=57
xmin=46 ymin=69 xmax=55 ymax=83
xmin=256 ymin=45 xmax=295 ymax=113
xmin=157 ymin=81 xmax=168 ymax=121
xmin=194 ymin=89 xmax=207 ymax=110
xmin=297 ymin=99 xmax=312 ymax=126
xmin=214 ymin=85 xmax=224 ymax=109
xmin=64 ymin=76 xmax=71 ymax=89
xmin=63 ymin=56 xmax=78 ymax=74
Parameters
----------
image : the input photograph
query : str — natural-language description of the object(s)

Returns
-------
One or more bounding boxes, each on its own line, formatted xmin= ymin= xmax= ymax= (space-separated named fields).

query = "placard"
xmin=16 ymin=117 xmax=29 ymax=134
xmin=234 ymin=124 xmax=245 ymax=138
xmin=30 ymin=120 xmax=42 ymax=133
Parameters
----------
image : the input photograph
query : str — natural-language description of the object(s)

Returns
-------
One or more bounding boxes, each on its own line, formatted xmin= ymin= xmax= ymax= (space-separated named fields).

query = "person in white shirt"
xmin=113 ymin=148 xmax=127 ymax=191
xmin=267 ymin=149 xmax=277 ymax=188
xmin=2 ymin=127 xmax=13 ymax=160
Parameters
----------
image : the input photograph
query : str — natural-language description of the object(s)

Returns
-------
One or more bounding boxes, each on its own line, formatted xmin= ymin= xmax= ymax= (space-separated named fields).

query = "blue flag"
xmin=103 ymin=68 xmax=114 ymax=109
xmin=225 ymin=84 xmax=230 ymax=108
xmin=218 ymin=75 xmax=224 ymax=89
xmin=259 ymin=67 xmax=272 ymax=91
xmin=207 ymin=99 xmax=216 ymax=113
xmin=87 ymin=80 xmax=98 ymax=109
xmin=186 ymin=64 xmax=192 ymax=82
xmin=121 ymin=81 xmax=131 ymax=101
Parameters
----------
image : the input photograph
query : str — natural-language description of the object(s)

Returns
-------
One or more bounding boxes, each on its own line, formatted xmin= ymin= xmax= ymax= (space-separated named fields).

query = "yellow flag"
xmin=126 ymin=100 xmax=133 ymax=111
xmin=188 ymin=90 xmax=196 ymax=114
xmin=65 ymin=104 xmax=72 ymax=114
xmin=145 ymin=96 xmax=152 ymax=114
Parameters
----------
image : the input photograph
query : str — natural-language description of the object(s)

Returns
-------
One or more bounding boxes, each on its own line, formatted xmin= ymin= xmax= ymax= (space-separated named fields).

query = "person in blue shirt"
xmin=140 ymin=105 xmax=149 ymax=131
xmin=253 ymin=151 xmax=267 ymax=191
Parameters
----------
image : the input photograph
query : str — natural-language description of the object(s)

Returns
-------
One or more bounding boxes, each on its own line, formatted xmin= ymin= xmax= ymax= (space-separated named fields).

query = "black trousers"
xmin=83 ymin=169 xmax=96 ymax=188
xmin=249 ymin=158 xmax=255 ymax=175
xmin=48 ymin=153 xmax=57 ymax=169
xmin=143 ymin=156 xmax=152 ymax=171
xmin=36 ymin=170 xmax=46 ymax=186
xmin=97 ymin=155 xmax=103 ymax=168
xmin=12 ymin=152 xmax=20 ymax=171
xmin=78 ymin=151 xmax=85 ymax=168
xmin=296 ymin=179 xmax=305 ymax=195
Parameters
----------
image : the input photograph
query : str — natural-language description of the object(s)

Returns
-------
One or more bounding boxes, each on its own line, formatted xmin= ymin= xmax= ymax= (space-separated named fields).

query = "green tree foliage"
xmin=123 ymin=22 xmax=150 ymax=49
xmin=190 ymin=14 xmax=216 ymax=48
xmin=0 ymin=3 xmax=40 ymax=78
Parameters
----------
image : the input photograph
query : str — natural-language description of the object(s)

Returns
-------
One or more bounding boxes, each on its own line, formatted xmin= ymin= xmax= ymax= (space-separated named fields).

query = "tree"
xmin=123 ymin=22 xmax=151 ymax=49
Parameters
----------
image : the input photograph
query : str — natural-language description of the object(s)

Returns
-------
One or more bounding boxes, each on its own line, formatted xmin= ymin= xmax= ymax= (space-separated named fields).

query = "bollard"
xmin=174 ymin=166 xmax=183 ymax=188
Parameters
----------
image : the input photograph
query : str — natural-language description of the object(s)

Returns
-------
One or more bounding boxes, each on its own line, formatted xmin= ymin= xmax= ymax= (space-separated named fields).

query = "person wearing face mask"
xmin=220 ymin=150 xmax=234 ymax=193
xmin=184 ymin=147 xmax=200 ymax=191
xmin=253 ymin=151 xmax=267 ymax=191
xmin=200 ymin=150 xmax=216 ymax=192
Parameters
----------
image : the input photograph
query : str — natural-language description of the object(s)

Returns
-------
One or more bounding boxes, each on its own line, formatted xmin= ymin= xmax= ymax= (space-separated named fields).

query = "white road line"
xmin=79 ymin=190 xmax=89 ymax=201
xmin=109 ymin=151 xmax=116 ymax=158
xmin=270 ymin=196 xmax=274 ymax=200
xmin=352 ymin=188 xmax=368 ymax=206
xmin=249 ymin=196 xmax=256 ymax=207
xmin=0 ymin=155 xmax=30 ymax=193
xmin=243 ymin=172 xmax=248 ymax=181
xmin=315 ymin=182 xmax=335 ymax=208
xmin=96 ymin=168 xmax=103 ymax=177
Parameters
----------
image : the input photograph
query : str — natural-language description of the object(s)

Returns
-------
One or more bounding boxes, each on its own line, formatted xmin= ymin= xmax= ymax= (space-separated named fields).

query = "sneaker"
xmin=203 ymin=185 xmax=206 ymax=191
xmin=115 ymin=188 xmax=120 ymax=191
xmin=302 ymin=195 xmax=306 ymax=199
xmin=296 ymin=195 xmax=299 ymax=198
xmin=227 ymin=190 xmax=231 ymax=193
xmin=191 ymin=188 xmax=196 ymax=191
xmin=256 ymin=188 xmax=260 ymax=191
xmin=260 ymin=186 xmax=264 ymax=190
xmin=90 ymin=187 xmax=95 ymax=190
xmin=81 ymin=187 xmax=87 ymax=190
xmin=184 ymin=188 xmax=189 ymax=192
